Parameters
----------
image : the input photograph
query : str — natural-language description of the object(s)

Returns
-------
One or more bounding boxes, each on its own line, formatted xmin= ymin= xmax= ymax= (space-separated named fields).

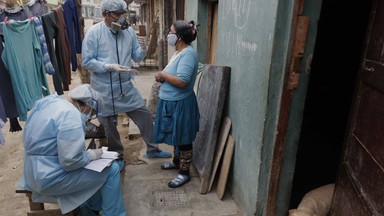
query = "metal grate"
xmin=151 ymin=189 xmax=190 ymax=208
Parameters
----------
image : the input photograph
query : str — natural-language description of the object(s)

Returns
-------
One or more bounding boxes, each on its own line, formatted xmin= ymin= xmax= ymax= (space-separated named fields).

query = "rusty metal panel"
xmin=292 ymin=16 xmax=309 ymax=57
xmin=287 ymin=16 xmax=309 ymax=90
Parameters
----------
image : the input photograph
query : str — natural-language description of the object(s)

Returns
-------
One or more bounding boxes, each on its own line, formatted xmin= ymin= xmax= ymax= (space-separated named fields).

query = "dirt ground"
xmin=0 ymin=73 xmax=147 ymax=216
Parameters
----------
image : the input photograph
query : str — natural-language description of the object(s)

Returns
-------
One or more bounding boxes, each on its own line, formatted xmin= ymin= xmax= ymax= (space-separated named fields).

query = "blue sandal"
xmin=144 ymin=150 xmax=172 ymax=158
xmin=168 ymin=174 xmax=191 ymax=188
xmin=161 ymin=161 xmax=180 ymax=170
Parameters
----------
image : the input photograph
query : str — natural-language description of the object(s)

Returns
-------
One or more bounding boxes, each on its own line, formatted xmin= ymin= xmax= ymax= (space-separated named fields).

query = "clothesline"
xmin=0 ymin=0 xmax=82 ymax=144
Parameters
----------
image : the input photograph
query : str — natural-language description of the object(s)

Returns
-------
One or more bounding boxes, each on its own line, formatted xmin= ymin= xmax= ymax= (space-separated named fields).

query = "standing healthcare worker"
xmin=17 ymin=84 xmax=126 ymax=216
xmin=82 ymin=0 xmax=171 ymax=159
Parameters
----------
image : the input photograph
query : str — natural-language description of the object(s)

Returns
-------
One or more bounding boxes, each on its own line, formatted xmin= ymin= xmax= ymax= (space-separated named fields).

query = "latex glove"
xmin=125 ymin=68 xmax=140 ymax=81
xmin=140 ymin=42 xmax=146 ymax=51
xmin=129 ymin=68 xmax=140 ymax=76
xmin=105 ymin=64 xmax=130 ymax=73
xmin=87 ymin=148 xmax=103 ymax=161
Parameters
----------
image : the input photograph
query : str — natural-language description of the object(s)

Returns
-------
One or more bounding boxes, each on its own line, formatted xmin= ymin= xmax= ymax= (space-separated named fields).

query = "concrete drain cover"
xmin=151 ymin=189 xmax=190 ymax=208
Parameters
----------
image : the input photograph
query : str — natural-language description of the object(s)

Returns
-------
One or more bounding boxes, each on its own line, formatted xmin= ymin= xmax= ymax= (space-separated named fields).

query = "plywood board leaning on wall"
xmin=208 ymin=117 xmax=231 ymax=192
xmin=216 ymin=135 xmax=235 ymax=200
xmin=192 ymin=64 xmax=231 ymax=194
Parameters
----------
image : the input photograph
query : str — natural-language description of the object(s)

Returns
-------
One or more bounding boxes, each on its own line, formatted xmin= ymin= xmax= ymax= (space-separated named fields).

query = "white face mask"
xmin=167 ymin=33 xmax=179 ymax=46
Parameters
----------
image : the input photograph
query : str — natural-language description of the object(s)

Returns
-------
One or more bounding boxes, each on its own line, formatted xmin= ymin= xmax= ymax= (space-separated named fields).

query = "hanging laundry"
xmin=0 ymin=0 xmax=5 ymax=9
xmin=0 ymin=3 xmax=31 ymax=39
xmin=54 ymin=6 xmax=72 ymax=88
xmin=27 ymin=0 xmax=48 ymax=17
xmin=33 ymin=16 xmax=55 ymax=75
xmin=1 ymin=19 xmax=49 ymax=121
xmin=41 ymin=10 xmax=67 ymax=93
xmin=0 ymin=42 xmax=22 ymax=132
xmin=63 ymin=0 xmax=81 ymax=72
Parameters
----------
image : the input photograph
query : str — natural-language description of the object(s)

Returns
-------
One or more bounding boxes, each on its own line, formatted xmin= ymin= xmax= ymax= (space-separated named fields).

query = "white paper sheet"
xmin=84 ymin=147 xmax=119 ymax=172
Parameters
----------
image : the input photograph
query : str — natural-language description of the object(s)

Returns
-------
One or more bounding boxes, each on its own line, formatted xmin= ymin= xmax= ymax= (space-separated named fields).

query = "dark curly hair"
xmin=173 ymin=20 xmax=198 ymax=44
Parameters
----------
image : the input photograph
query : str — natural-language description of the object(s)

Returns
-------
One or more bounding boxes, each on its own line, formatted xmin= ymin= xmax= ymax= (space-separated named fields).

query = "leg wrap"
xmin=179 ymin=149 xmax=193 ymax=176
xmin=172 ymin=149 xmax=180 ymax=166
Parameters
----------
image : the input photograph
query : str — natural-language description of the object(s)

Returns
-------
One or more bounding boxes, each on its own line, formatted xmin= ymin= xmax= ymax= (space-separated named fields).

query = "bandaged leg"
xmin=178 ymin=144 xmax=193 ymax=176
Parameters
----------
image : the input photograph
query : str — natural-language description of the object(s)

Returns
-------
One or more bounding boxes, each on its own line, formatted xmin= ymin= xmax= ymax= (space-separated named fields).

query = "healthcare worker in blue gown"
xmin=82 ymin=0 xmax=172 ymax=159
xmin=17 ymin=84 xmax=126 ymax=216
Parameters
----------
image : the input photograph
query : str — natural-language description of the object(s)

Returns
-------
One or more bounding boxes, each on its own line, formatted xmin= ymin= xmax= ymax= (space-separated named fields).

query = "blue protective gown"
xmin=17 ymin=93 xmax=120 ymax=214
xmin=82 ymin=22 xmax=146 ymax=117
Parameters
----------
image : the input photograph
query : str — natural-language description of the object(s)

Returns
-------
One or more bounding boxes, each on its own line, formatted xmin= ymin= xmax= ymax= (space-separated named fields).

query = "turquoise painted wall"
xmin=185 ymin=0 xmax=320 ymax=215
xmin=215 ymin=1 xmax=279 ymax=215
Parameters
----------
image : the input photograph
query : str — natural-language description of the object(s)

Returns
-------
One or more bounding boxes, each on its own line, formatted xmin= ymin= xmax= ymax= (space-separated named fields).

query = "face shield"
xmin=110 ymin=11 xmax=129 ymax=31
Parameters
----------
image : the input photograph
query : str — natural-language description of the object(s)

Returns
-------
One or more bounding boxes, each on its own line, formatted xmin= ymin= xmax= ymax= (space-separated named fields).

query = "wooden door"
xmin=330 ymin=0 xmax=384 ymax=215
xmin=207 ymin=2 xmax=218 ymax=64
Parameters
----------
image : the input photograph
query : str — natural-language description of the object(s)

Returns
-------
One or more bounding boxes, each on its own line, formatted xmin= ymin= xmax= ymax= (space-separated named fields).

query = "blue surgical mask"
xmin=167 ymin=33 xmax=179 ymax=46
xmin=81 ymin=112 xmax=91 ymax=122
xmin=76 ymin=102 xmax=91 ymax=122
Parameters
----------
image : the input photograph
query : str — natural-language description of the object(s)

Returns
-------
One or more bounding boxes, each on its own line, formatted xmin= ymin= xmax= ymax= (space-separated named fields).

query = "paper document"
xmin=84 ymin=147 xmax=119 ymax=172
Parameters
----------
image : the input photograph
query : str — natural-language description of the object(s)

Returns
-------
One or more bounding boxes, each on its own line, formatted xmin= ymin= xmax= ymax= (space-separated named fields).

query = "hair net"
xmin=68 ymin=84 xmax=103 ymax=112
xmin=100 ymin=0 xmax=127 ymax=12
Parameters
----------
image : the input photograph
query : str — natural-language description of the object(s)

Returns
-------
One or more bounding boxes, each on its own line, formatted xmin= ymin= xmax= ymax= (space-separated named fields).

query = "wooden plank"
xmin=216 ymin=135 xmax=235 ymax=200
xmin=27 ymin=209 xmax=78 ymax=216
xmin=16 ymin=190 xmax=45 ymax=211
xmin=193 ymin=65 xmax=231 ymax=194
xmin=208 ymin=117 xmax=231 ymax=192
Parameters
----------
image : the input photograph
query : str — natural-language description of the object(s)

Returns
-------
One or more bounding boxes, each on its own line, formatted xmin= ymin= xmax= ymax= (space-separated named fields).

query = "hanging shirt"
xmin=41 ymin=11 xmax=66 ymax=93
xmin=1 ymin=19 xmax=49 ymax=120
xmin=54 ymin=6 xmax=72 ymax=89
xmin=0 ymin=42 xmax=19 ymax=118
xmin=33 ymin=17 xmax=55 ymax=75
xmin=0 ymin=6 xmax=31 ymax=38
xmin=27 ymin=0 xmax=48 ymax=17
xmin=63 ymin=0 xmax=81 ymax=71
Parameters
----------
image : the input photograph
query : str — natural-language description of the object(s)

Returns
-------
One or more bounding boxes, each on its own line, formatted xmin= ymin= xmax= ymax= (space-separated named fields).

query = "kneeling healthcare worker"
xmin=17 ymin=84 xmax=126 ymax=216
